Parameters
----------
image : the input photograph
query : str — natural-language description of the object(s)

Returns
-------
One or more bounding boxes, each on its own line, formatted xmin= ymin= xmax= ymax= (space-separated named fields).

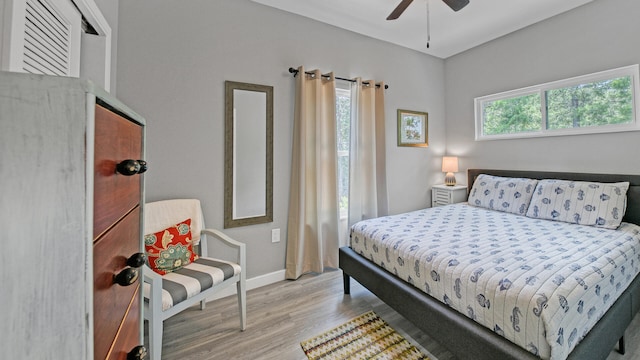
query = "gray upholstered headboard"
xmin=467 ymin=169 xmax=640 ymax=227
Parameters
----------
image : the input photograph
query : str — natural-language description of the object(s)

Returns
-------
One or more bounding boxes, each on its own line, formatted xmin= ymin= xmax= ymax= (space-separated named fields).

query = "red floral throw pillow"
xmin=144 ymin=218 xmax=198 ymax=275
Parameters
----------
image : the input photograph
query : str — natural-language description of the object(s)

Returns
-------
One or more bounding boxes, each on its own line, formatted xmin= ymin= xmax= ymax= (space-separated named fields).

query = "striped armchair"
xmin=143 ymin=199 xmax=246 ymax=360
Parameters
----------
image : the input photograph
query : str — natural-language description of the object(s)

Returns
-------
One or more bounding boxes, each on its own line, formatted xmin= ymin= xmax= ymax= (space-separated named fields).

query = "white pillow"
xmin=526 ymin=179 xmax=629 ymax=229
xmin=468 ymin=174 xmax=539 ymax=215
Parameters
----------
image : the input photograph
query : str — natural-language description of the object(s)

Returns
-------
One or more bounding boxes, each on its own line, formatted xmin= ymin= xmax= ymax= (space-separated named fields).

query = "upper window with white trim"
xmin=474 ymin=65 xmax=640 ymax=140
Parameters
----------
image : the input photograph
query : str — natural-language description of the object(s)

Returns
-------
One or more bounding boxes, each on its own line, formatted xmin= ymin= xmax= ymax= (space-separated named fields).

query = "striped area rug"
xmin=300 ymin=311 xmax=431 ymax=360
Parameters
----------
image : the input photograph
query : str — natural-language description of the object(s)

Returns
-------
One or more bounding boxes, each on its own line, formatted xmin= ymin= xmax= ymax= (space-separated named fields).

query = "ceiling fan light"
xmin=443 ymin=0 xmax=469 ymax=12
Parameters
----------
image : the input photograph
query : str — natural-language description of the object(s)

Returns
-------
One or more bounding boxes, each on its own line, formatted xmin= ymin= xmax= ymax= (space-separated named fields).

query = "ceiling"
xmin=251 ymin=0 xmax=594 ymax=59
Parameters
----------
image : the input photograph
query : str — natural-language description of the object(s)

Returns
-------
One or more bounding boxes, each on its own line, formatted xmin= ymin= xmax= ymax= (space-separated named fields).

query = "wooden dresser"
xmin=0 ymin=72 xmax=147 ymax=359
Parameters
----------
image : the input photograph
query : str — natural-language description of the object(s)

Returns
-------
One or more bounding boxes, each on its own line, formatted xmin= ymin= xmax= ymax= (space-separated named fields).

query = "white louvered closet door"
xmin=2 ymin=0 xmax=81 ymax=77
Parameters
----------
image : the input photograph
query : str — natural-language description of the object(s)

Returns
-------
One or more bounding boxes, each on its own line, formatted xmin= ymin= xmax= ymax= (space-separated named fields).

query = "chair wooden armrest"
xmin=143 ymin=264 xmax=162 ymax=283
xmin=200 ymin=228 xmax=246 ymax=267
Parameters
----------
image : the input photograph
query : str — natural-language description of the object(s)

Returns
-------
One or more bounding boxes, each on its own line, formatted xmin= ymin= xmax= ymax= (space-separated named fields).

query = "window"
xmin=336 ymin=87 xmax=351 ymax=218
xmin=475 ymin=65 xmax=640 ymax=140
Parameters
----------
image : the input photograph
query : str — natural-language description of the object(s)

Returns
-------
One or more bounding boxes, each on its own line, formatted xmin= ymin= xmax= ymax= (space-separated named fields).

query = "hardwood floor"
xmin=149 ymin=270 xmax=640 ymax=360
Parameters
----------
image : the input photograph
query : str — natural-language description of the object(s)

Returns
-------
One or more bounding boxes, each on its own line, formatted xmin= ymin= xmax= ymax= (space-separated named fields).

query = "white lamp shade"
xmin=442 ymin=156 xmax=459 ymax=173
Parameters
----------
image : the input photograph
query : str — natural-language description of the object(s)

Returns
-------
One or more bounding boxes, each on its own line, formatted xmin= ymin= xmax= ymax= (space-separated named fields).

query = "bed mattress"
xmin=349 ymin=203 xmax=640 ymax=360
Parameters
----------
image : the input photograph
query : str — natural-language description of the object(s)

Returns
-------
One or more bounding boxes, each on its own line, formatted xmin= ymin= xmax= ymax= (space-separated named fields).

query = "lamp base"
xmin=444 ymin=172 xmax=456 ymax=186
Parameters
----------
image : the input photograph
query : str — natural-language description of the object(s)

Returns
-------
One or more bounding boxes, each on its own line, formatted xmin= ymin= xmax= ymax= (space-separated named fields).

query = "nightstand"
xmin=432 ymin=184 xmax=468 ymax=207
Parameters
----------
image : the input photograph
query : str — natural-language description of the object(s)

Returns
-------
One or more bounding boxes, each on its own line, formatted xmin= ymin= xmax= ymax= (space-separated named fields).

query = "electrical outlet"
xmin=271 ymin=228 xmax=280 ymax=243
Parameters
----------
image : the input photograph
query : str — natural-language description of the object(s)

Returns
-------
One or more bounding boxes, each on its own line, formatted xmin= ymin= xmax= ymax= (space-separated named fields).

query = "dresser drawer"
xmin=94 ymin=207 xmax=141 ymax=360
xmin=106 ymin=289 xmax=141 ymax=360
xmin=94 ymin=105 xmax=143 ymax=239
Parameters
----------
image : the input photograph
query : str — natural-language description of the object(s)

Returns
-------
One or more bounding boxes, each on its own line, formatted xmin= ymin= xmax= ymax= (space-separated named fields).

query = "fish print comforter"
xmin=349 ymin=203 xmax=640 ymax=360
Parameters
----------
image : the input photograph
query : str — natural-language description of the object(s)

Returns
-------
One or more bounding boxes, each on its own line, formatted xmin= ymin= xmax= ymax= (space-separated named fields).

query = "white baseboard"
xmin=207 ymin=269 xmax=286 ymax=302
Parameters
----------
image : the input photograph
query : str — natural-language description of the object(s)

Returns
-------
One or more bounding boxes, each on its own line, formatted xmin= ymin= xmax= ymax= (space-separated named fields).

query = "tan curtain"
xmin=348 ymin=78 xmax=388 ymax=229
xmin=285 ymin=66 xmax=340 ymax=280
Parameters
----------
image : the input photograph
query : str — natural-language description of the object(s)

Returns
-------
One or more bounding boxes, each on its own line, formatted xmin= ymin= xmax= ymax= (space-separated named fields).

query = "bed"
xmin=340 ymin=169 xmax=640 ymax=360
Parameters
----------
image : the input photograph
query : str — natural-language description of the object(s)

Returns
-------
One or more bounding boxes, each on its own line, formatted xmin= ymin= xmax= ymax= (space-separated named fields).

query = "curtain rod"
xmin=288 ymin=67 xmax=389 ymax=89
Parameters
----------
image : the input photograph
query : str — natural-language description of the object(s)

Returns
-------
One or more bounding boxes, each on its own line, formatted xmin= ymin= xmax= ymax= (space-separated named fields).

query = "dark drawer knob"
xmin=127 ymin=345 xmax=147 ymax=360
xmin=114 ymin=267 xmax=139 ymax=286
xmin=116 ymin=159 xmax=147 ymax=176
xmin=137 ymin=160 xmax=148 ymax=174
xmin=127 ymin=252 xmax=146 ymax=268
xmin=116 ymin=159 xmax=141 ymax=175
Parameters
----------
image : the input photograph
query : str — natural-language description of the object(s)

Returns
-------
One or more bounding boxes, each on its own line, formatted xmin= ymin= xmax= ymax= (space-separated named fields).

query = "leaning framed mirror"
xmin=224 ymin=81 xmax=273 ymax=228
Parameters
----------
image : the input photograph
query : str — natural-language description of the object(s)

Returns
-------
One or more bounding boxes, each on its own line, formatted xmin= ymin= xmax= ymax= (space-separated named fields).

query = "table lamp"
xmin=442 ymin=156 xmax=459 ymax=186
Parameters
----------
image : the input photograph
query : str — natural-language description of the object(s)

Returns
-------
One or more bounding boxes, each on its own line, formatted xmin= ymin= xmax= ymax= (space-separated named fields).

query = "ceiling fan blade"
xmin=386 ymin=0 xmax=414 ymax=20
xmin=442 ymin=0 xmax=469 ymax=12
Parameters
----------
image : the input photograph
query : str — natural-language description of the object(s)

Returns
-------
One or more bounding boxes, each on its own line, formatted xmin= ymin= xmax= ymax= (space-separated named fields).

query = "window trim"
xmin=474 ymin=64 xmax=640 ymax=141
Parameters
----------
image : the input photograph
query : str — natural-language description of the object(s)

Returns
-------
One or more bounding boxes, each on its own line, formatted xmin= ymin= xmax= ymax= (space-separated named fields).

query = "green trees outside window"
xmin=336 ymin=88 xmax=351 ymax=215
xmin=546 ymin=76 xmax=633 ymax=130
xmin=483 ymin=93 xmax=541 ymax=135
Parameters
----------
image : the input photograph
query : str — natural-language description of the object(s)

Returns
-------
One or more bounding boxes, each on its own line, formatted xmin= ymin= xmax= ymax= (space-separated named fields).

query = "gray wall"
xmin=116 ymin=0 xmax=446 ymax=278
xmin=444 ymin=0 xmax=640 ymax=178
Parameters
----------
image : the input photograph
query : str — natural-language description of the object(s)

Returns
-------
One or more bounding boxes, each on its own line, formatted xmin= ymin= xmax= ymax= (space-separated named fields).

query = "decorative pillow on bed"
xmin=144 ymin=218 xmax=198 ymax=275
xmin=526 ymin=179 xmax=629 ymax=229
xmin=467 ymin=174 xmax=539 ymax=215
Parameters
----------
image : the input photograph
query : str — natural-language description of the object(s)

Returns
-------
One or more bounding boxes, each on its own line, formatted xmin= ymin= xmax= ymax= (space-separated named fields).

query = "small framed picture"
xmin=397 ymin=109 xmax=428 ymax=147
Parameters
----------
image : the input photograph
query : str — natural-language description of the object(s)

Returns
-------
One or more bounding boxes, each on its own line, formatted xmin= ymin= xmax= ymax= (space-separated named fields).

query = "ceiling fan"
xmin=387 ymin=0 xmax=469 ymax=20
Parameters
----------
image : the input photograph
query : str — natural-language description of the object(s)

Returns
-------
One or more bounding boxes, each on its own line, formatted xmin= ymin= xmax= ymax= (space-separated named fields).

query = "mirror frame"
xmin=224 ymin=81 xmax=273 ymax=228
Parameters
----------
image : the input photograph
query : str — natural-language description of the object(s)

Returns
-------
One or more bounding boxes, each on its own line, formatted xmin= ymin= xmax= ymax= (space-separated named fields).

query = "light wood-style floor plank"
xmin=148 ymin=270 xmax=640 ymax=359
